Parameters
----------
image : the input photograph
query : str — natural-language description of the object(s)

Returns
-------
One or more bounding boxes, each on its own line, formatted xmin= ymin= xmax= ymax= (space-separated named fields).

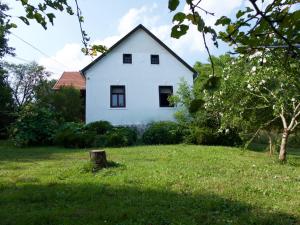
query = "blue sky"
xmin=4 ymin=0 xmax=247 ymax=79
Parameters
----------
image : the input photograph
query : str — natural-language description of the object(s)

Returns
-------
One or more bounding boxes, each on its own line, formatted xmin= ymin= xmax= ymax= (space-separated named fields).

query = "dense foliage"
xmin=54 ymin=122 xmax=94 ymax=148
xmin=85 ymin=121 xmax=113 ymax=135
xmin=54 ymin=121 xmax=137 ymax=148
xmin=173 ymin=51 xmax=299 ymax=160
xmin=212 ymin=51 xmax=300 ymax=161
xmin=104 ymin=127 xmax=137 ymax=147
xmin=0 ymin=3 xmax=16 ymax=138
xmin=142 ymin=121 xmax=183 ymax=145
xmin=172 ymin=76 xmax=242 ymax=147
xmin=11 ymin=105 xmax=58 ymax=146
xmin=0 ymin=68 xmax=15 ymax=139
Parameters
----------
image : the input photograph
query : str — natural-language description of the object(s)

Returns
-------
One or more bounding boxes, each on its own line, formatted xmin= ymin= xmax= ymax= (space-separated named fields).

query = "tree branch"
xmin=248 ymin=0 xmax=298 ymax=57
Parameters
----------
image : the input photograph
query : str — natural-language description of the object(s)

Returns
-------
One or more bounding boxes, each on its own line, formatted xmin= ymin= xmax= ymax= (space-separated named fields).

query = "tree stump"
xmin=89 ymin=150 xmax=108 ymax=170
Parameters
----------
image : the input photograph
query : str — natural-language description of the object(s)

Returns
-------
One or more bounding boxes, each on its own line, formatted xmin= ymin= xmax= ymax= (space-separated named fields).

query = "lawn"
xmin=0 ymin=141 xmax=299 ymax=225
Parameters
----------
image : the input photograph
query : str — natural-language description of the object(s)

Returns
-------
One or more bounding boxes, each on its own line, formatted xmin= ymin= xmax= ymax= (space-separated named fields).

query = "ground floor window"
xmin=111 ymin=85 xmax=126 ymax=108
xmin=159 ymin=86 xmax=174 ymax=107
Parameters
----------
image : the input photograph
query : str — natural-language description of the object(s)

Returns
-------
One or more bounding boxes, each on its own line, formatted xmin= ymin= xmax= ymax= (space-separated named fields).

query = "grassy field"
xmin=0 ymin=141 xmax=299 ymax=225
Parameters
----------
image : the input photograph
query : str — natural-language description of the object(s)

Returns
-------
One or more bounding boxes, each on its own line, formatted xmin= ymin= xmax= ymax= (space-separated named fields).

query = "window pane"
xmin=112 ymin=94 xmax=118 ymax=107
xmin=160 ymin=87 xmax=172 ymax=94
xmin=160 ymin=93 xmax=169 ymax=107
xmin=118 ymin=95 xmax=124 ymax=107
xmin=112 ymin=87 xmax=124 ymax=94
xmin=151 ymin=55 xmax=159 ymax=64
xmin=159 ymin=86 xmax=173 ymax=107
xmin=123 ymin=54 xmax=132 ymax=64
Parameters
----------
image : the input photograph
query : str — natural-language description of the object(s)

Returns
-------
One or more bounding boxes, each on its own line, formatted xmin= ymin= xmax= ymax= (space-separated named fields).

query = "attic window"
xmin=151 ymin=55 xmax=159 ymax=64
xmin=123 ymin=54 xmax=132 ymax=64
xmin=159 ymin=86 xmax=174 ymax=107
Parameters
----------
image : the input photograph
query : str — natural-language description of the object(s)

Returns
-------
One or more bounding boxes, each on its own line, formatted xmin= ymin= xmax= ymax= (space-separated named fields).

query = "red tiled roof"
xmin=53 ymin=72 xmax=86 ymax=90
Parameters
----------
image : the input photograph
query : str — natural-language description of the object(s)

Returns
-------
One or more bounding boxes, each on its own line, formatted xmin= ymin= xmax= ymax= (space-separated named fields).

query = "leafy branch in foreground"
xmin=168 ymin=0 xmax=300 ymax=74
xmin=13 ymin=0 xmax=107 ymax=56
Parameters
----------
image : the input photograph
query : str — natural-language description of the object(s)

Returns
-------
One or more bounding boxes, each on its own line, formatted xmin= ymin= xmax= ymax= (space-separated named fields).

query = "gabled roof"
xmin=81 ymin=24 xmax=197 ymax=76
xmin=53 ymin=72 xmax=86 ymax=90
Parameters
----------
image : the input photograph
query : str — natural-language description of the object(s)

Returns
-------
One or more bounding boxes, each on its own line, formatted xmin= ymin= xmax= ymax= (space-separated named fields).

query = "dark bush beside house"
xmin=85 ymin=121 xmax=113 ymax=135
xmin=54 ymin=122 xmax=137 ymax=148
xmin=54 ymin=122 xmax=95 ymax=148
xmin=143 ymin=121 xmax=183 ymax=145
xmin=11 ymin=105 xmax=58 ymax=147
xmin=104 ymin=127 xmax=137 ymax=147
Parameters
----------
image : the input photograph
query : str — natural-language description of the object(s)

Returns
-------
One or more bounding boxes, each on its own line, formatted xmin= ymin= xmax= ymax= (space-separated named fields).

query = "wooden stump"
xmin=89 ymin=150 xmax=108 ymax=170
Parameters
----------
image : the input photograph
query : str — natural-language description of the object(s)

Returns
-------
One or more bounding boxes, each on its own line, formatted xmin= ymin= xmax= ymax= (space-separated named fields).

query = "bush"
xmin=54 ymin=123 xmax=137 ymax=148
xmin=184 ymin=127 xmax=216 ymax=145
xmin=142 ymin=121 xmax=183 ymax=145
xmin=85 ymin=121 xmax=113 ymax=135
xmin=183 ymin=126 xmax=242 ymax=146
xmin=216 ymin=128 xmax=242 ymax=146
xmin=105 ymin=127 xmax=137 ymax=147
xmin=54 ymin=122 xmax=95 ymax=148
xmin=11 ymin=105 xmax=58 ymax=147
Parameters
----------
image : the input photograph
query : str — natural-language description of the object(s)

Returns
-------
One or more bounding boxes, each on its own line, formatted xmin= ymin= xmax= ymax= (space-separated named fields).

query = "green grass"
xmin=0 ymin=141 xmax=299 ymax=225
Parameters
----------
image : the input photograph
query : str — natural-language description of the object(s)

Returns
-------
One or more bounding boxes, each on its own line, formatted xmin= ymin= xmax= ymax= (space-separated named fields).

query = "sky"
xmin=3 ymin=0 xmax=250 ymax=79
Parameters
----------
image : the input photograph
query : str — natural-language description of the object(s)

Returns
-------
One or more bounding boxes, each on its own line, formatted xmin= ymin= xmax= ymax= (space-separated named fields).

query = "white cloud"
xmin=118 ymin=3 xmax=159 ymax=34
xmin=39 ymin=43 xmax=92 ymax=79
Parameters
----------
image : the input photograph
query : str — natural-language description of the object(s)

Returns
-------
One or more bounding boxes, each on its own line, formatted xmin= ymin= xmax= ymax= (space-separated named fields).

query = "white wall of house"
xmin=85 ymin=28 xmax=194 ymax=125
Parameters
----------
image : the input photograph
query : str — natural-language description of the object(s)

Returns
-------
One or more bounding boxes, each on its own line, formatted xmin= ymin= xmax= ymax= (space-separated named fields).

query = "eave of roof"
xmin=81 ymin=24 xmax=197 ymax=77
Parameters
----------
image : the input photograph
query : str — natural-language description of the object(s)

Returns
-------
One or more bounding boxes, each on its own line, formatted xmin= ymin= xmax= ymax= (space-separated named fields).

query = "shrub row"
xmin=54 ymin=122 xmax=137 ymax=148
xmin=10 ymin=105 xmax=241 ymax=147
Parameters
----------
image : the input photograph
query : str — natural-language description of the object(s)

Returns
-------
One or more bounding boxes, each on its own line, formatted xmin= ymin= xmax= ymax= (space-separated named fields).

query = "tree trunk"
xmin=89 ymin=150 xmax=107 ymax=170
xmin=268 ymin=133 xmax=273 ymax=156
xmin=279 ymin=129 xmax=289 ymax=162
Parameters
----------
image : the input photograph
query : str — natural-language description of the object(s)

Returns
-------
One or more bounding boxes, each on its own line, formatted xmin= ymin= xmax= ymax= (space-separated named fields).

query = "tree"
xmin=0 ymin=2 xmax=14 ymax=58
xmin=0 ymin=2 xmax=16 ymax=138
xmin=4 ymin=62 xmax=50 ymax=107
xmin=0 ymin=67 xmax=15 ymax=138
xmin=171 ymin=56 xmax=242 ymax=147
xmin=36 ymin=84 xmax=84 ymax=122
xmin=213 ymin=51 xmax=300 ymax=161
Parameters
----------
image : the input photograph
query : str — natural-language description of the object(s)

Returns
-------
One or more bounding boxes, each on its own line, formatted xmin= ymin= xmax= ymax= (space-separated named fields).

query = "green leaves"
xmin=168 ymin=0 xmax=180 ymax=11
xmin=47 ymin=13 xmax=55 ymax=25
xmin=20 ymin=0 xmax=28 ymax=5
xmin=215 ymin=1 xmax=300 ymax=57
xmin=215 ymin=16 xmax=231 ymax=26
xmin=172 ymin=12 xmax=186 ymax=23
xmin=19 ymin=16 xmax=30 ymax=25
xmin=171 ymin=24 xmax=189 ymax=39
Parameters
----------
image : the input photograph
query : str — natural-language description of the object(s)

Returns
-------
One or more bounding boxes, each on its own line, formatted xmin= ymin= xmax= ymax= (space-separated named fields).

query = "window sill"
xmin=159 ymin=107 xmax=175 ymax=109
xmin=109 ymin=108 xmax=128 ymax=110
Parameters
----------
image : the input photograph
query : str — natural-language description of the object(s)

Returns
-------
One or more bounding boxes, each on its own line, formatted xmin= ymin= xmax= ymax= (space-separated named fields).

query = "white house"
xmin=81 ymin=24 xmax=196 ymax=126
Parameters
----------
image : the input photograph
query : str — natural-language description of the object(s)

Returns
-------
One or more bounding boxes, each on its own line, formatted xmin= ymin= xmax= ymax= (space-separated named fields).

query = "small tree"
xmin=215 ymin=51 xmax=300 ymax=161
